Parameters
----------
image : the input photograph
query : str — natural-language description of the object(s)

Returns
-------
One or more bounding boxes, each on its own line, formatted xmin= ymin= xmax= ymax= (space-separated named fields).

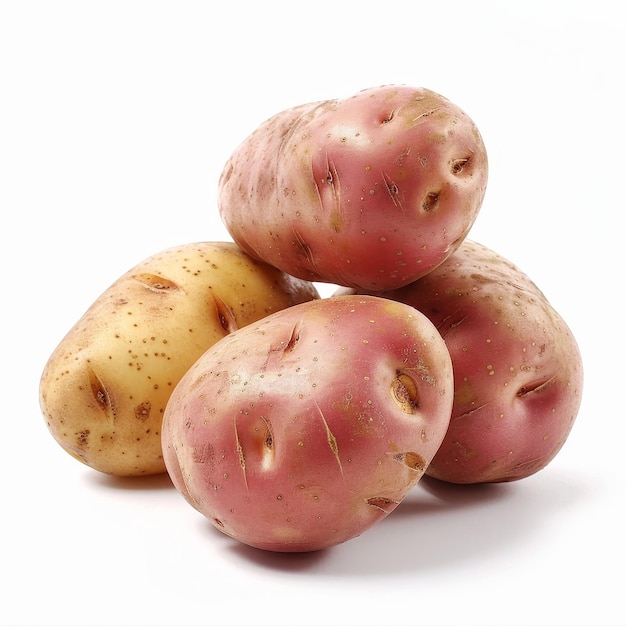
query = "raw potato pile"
xmin=40 ymin=84 xmax=583 ymax=553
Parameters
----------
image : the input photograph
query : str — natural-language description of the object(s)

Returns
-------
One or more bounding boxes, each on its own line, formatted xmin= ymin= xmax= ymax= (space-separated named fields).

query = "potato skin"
xmin=337 ymin=240 xmax=583 ymax=483
xmin=218 ymin=84 xmax=488 ymax=291
xmin=162 ymin=295 xmax=454 ymax=552
xmin=39 ymin=242 xmax=320 ymax=477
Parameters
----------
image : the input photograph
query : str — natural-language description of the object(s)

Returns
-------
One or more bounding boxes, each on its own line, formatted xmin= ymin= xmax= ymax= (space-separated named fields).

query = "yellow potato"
xmin=39 ymin=241 xmax=320 ymax=477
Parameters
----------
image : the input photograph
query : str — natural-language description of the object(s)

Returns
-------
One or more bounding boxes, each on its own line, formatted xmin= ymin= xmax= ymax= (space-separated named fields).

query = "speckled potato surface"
xmin=39 ymin=241 xmax=320 ymax=477
xmin=218 ymin=84 xmax=488 ymax=291
xmin=162 ymin=295 xmax=454 ymax=552
xmin=337 ymin=240 xmax=583 ymax=483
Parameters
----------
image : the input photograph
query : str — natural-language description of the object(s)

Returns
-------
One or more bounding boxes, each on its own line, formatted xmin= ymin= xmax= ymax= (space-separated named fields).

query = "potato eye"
xmin=88 ymin=366 xmax=114 ymax=418
xmin=133 ymin=273 xmax=181 ymax=292
xmin=380 ymin=110 xmax=396 ymax=124
xmin=422 ymin=191 xmax=440 ymax=212
xmin=451 ymin=157 xmax=471 ymax=175
xmin=517 ymin=376 xmax=556 ymax=398
xmin=212 ymin=293 xmax=238 ymax=334
xmin=391 ymin=372 xmax=420 ymax=413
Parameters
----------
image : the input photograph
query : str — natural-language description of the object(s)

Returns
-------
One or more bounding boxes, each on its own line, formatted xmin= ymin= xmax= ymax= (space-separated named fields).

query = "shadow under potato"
xmin=86 ymin=470 xmax=175 ymax=492
xmin=216 ymin=471 xmax=587 ymax=576
xmin=393 ymin=474 xmax=510 ymax=516
xmin=81 ymin=459 xmax=587 ymax=577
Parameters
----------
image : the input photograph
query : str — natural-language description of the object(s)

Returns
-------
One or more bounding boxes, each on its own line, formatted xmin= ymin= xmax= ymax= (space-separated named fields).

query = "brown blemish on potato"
xmin=391 ymin=371 xmax=420 ymax=413
xmin=329 ymin=210 xmax=342 ymax=233
xmin=134 ymin=401 xmax=151 ymax=421
xmin=76 ymin=429 xmax=90 ymax=446
xmin=132 ymin=273 xmax=181 ymax=292
xmin=366 ymin=496 xmax=399 ymax=514
xmin=392 ymin=451 xmax=427 ymax=473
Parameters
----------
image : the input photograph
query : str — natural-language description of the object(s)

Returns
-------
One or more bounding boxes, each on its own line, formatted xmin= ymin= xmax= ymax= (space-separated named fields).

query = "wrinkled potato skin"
xmin=337 ymin=240 xmax=583 ymax=483
xmin=162 ymin=295 xmax=454 ymax=552
xmin=218 ymin=84 xmax=488 ymax=291
xmin=40 ymin=242 xmax=319 ymax=477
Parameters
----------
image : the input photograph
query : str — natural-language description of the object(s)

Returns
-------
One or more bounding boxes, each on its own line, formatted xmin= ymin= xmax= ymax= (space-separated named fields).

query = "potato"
xmin=162 ymin=295 xmax=454 ymax=552
xmin=336 ymin=240 xmax=583 ymax=483
xmin=39 ymin=242 xmax=320 ymax=477
xmin=218 ymin=84 xmax=488 ymax=291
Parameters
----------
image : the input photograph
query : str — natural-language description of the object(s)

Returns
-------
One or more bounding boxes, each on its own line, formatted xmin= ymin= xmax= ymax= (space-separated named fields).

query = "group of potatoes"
xmin=40 ymin=85 xmax=583 ymax=552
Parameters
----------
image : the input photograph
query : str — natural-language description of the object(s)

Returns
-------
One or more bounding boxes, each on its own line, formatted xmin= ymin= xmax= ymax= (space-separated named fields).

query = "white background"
xmin=1 ymin=2 xmax=623 ymax=625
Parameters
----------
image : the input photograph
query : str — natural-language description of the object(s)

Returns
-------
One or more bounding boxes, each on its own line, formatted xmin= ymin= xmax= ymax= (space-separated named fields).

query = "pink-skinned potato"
xmin=336 ymin=240 xmax=583 ymax=484
xmin=162 ymin=295 xmax=454 ymax=552
xmin=39 ymin=241 xmax=319 ymax=477
xmin=218 ymin=84 xmax=488 ymax=291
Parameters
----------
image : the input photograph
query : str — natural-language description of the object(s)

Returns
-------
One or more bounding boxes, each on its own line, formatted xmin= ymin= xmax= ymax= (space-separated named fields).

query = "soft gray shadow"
xmin=221 ymin=471 xmax=590 ymax=576
xmin=199 ymin=518 xmax=332 ymax=571
xmin=82 ymin=462 xmax=590 ymax=577
xmin=322 ymin=472 xmax=590 ymax=577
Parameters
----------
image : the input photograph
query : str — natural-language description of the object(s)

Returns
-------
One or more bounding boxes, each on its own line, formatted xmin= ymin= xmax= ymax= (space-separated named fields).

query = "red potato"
xmin=162 ymin=295 xmax=454 ymax=551
xmin=218 ymin=84 xmax=488 ymax=291
xmin=336 ymin=240 xmax=583 ymax=484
